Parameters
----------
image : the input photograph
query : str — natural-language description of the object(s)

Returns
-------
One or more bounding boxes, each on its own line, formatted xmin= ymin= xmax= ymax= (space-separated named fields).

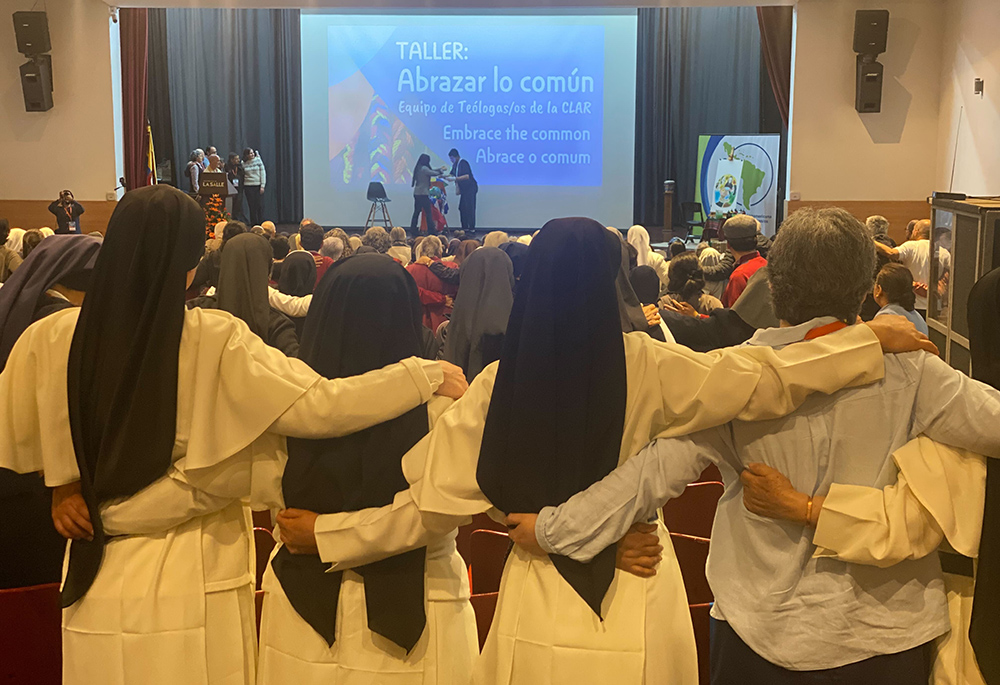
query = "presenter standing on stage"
xmin=411 ymin=153 xmax=447 ymax=235
xmin=448 ymin=148 xmax=478 ymax=231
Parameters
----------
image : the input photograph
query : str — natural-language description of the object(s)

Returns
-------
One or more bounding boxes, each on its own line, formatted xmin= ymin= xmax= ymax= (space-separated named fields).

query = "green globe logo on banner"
xmin=695 ymin=134 xmax=781 ymax=236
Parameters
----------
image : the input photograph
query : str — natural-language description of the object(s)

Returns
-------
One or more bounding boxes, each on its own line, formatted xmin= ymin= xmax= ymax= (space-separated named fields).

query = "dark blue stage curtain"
xmin=158 ymin=8 xmax=302 ymax=223
xmin=634 ymin=6 xmax=767 ymax=228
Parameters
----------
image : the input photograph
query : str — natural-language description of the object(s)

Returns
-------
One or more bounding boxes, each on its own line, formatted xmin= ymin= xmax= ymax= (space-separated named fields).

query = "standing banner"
xmin=695 ymin=134 xmax=781 ymax=236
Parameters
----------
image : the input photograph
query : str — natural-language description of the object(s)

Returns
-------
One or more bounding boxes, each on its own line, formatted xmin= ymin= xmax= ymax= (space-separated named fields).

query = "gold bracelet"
xmin=806 ymin=496 xmax=814 ymax=525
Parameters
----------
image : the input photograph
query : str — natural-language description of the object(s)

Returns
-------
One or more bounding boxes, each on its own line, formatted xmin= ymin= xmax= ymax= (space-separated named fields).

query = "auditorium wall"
xmin=935 ymin=0 xmax=1000 ymax=197
xmin=787 ymin=0 xmax=945 ymax=241
xmin=0 ymin=0 xmax=121 ymax=232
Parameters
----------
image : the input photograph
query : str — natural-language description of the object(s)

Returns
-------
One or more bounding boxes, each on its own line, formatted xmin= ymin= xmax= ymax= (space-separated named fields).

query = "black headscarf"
xmin=216 ymin=233 xmax=272 ymax=339
xmin=278 ymin=251 xmax=317 ymax=297
xmin=499 ymin=241 xmax=529 ymax=281
xmin=607 ymin=228 xmax=651 ymax=334
xmin=629 ymin=265 xmax=661 ymax=307
xmin=271 ymin=254 xmax=430 ymax=651
xmin=442 ymin=247 xmax=514 ymax=381
xmin=477 ymin=217 xmax=627 ymax=617
xmin=968 ymin=267 xmax=1000 ymax=684
xmin=63 ymin=185 xmax=205 ymax=607
xmin=0 ymin=235 xmax=101 ymax=370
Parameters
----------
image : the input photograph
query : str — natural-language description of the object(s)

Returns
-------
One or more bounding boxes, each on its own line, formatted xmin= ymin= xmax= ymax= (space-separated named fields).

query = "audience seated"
xmin=483 ymin=230 xmax=509 ymax=248
xmin=441 ymin=246 xmax=514 ymax=380
xmin=387 ymin=226 xmax=411 ymax=265
xmin=874 ymin=263 xmax=928 ymax=335
xmin=696 ymin=243 xmax=727 ymax=300
xmin=361 ymin=226 xmax=392 ymax=254
xmin=0 ymin=219 xmax=22 ymax=283
xmin=20 ymin=230 xmax=45 ymax=261
xmin=270 ymin=250 xmax=317 ymax=336
xmin=627 ymin=225 xmax=669 ymax=288
xmin=188 ymin=233 xmax=299 ymax=356
xmin=325 ymin=227 xmax=354 ymax=259
xmin=269 ymin=234 xmax=290 ymax=284
xmin=5 ymin=227 xmax=25 ymax=258
xmin=666 ymin=253 xmax=723 ymax=315
xmin=407 ymin=234 xmax=457 ymax=333
xmin=874 ymin=219 xmax=949 ymax=317
xmin=319 ymin=236 xmax=345 ymax=263
xmin=720 ymin=215 xmax=767 ymax=307
xmin=866 ymin=214 xmax=897 ymax=248
xmin=298 ymin=221 xmax=333 ymax=286
xmin=190 ymin=221 xmax=247 ymax=293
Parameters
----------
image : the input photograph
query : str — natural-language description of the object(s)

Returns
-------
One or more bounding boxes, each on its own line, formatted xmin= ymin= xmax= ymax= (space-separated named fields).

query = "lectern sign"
xmin=199 ymin=172 xmax=227 ymax=197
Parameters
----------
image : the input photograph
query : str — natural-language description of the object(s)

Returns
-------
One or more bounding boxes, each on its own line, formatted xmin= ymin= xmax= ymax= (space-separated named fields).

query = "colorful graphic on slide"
xmin=325 ymin=23 xmax=605 ymax=188
xmin=695 ymin=134 xmax=781 ymax=236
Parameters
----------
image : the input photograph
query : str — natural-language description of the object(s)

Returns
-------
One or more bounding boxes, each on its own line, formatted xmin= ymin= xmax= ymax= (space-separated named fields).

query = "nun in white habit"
xmin=258 ymin=254 xmax=477 ymax=685
xmin=276 ymin=218 xmax=931 ymax=685
xmin=627 ymin=225 xmax=669 ymax=288
xmin=0 ymin=186 xmax=467 ymax=685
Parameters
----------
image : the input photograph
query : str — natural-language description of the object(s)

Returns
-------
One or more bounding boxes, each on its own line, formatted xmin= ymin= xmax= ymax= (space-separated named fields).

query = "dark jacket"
xmin=47 ymin=200 xmax=85 ymax=234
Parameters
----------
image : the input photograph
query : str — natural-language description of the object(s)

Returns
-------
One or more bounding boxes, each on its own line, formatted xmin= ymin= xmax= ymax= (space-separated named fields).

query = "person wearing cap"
xmin=722 ymin=214 xmax=768 ymax=307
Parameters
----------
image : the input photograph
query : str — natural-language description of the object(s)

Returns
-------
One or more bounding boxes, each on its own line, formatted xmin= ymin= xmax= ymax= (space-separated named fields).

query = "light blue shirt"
xmin=877 ymin=302 xmax=928 ymax=336
xmin=536 ymin=318 xmax=1000 ymax=671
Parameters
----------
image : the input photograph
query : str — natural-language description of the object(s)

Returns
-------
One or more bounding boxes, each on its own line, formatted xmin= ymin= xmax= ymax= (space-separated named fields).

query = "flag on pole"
xmin=146 ymin=122 xmax=157 ymax=186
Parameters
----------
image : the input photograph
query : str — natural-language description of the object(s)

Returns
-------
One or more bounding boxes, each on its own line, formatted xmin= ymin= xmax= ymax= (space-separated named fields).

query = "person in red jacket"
xmin=406 ymin=236 xmax=456 ymax=333
xmin=299 ymin=222 xmax=333 ymax=286
xmin=721 ymin=215 xmax=768 ymax=307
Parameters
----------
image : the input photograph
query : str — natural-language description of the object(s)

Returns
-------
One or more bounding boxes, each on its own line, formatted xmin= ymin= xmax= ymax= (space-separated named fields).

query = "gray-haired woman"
xmin=185 ymin=149 xmax=204 ymax=195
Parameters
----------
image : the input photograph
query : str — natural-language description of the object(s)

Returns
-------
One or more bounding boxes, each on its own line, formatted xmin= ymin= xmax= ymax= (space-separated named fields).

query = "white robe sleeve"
xmin=100 ymin=464 xmax=235 ymax=536
xmin=311 ymin=374 xmax=495 ymax=570
xmin=0 ymin=310 xmax=81 ymax=485
xmin=621 ymin=323 xmax=884 ymax=453
xmin=268 ymin=287 xmax=311 ymax=318
xmin=812 ymin=437 xmax=986 ymax=567
xmin=310 ymin=326 xmax=884 ymax=571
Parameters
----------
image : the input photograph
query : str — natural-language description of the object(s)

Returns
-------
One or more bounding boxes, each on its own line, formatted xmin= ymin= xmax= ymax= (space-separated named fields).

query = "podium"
xmin=198 ymin=172 xmax=227 ymax=200
xmin=199 ymin=172 xmax=229 ymax=236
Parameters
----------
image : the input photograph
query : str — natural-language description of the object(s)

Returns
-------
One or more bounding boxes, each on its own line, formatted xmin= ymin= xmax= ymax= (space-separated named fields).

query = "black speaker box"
xmin=12 ymin=11 xmax=51 ymax=55
xmin=20 ymin=58 xmax=54 ymax=112
xmin=854 ymin=9 xmax=889 ymax=55
xmin=856 ymin=56 xmax=884 ymax=113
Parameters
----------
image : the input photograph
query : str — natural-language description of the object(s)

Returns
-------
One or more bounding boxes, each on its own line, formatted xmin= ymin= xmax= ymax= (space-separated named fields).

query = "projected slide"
xmin=301 ymin=12 xmax=637 ymax=229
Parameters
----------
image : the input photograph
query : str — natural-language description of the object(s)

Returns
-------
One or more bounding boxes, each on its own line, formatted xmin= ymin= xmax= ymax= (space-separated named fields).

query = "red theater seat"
xmin=663 ymin=481 xmax=724 ymax=539
xmin=254 ymin=527 xmax=276 ymax=590
xmin=0 ymin=582 xmax=62 ymax=685
xmin=689 ymin=602 xmax=712 ymax=684
xmin=470 ymin=529 xmax=509 ymax=595
xmin=670 ymin=533 xmax=712 ymax=604
xmin=470 ymin=592 xmax=499 ymax=650
xmin=694 ymin=463 xmax=722 ymax=483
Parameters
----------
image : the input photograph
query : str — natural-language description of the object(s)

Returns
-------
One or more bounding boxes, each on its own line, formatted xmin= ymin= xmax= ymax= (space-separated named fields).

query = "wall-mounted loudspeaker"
xmin=12 ymin=12 xmax=51 ymax=55
xmin=20 ymin=57 xmax=54 ymax=112
xmin=856 ymin=57 xmax=884 ymax=113
xmin=12 ymin=11 xmax=53 ymax=112
xmin=853 ymin=10 xmax=889 ymax=55
xmin=853 ymin=10 xmax=889 ymax=114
